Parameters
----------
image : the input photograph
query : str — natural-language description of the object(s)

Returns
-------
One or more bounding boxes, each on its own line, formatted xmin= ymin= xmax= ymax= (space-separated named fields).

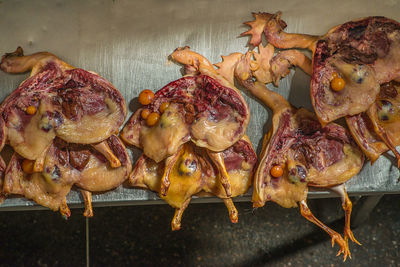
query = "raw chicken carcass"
xmin=0 ymin=47 xmax=127 ymax=163
xmin=2 ymin=135 xmax=131 ymax=218
xmin=121 ymin=47 xmax=250 ymax=163
xmin=242 ymin=13 xmax=400 ymax=165
xmin=121 ymin=47 xmax=252 ymax=197
xmin=124 ymin=48 xmax=256 ymax=229
xmin=131 ymin=136 xmax=256 ymax=230
xmin=346 ymin=81 xmax=400 ymax=163
xmin=227 ymin=50 xmax=364 ymax=260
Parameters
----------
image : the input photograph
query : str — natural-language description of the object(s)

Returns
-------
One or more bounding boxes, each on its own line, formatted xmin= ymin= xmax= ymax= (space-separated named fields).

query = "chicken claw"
xmin=300 ymin=200 xmax=350 ymax=261
xmin=330 ymin=184 xmax=362 ymax=246
xmin=331 ymin=233 xmax=351 ymax=261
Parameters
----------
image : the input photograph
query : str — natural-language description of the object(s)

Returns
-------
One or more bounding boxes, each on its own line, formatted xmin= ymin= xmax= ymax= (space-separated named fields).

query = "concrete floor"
xmin=0 ymin=194 xmax=399 ymax=267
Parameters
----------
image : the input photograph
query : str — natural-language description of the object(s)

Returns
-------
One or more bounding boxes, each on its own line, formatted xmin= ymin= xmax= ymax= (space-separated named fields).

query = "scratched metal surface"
xmin=0 ymin=0 xmax=399 ymax=210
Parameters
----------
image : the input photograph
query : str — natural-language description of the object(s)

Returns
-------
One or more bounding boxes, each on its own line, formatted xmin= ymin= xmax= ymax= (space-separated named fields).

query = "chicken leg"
xmin=80 ymin=190 xmax=94 ymax=218
xmin=171 ymin=197 xmax=191 ymax=231
xmin=300 ymin=200 xmax=350 ymax=261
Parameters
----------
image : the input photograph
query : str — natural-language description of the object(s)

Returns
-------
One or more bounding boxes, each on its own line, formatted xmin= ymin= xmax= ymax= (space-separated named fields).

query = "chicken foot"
xmin=300 ymin=200 xmax=350 ymax=261
xmin=330 ymin=184 xmax=361 ymax=247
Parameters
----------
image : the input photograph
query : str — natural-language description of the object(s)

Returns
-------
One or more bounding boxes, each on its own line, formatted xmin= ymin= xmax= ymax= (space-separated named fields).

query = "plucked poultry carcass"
xmin=121 ymin=47 xmax=251 ymax=197
xmin=346 ymin=81 xmax=400 ymax=163
xmin=241 ymin=13 xmax=400 ymax=165
xmin=221 ymin=47 xmax=364 ymax=260
xmin=131 ymin=137 xmax=256 ymax=230
xmin=3 ymin=135 xmax=131 ymax=218
xmin=0 ymin=48 xmax=130 ymax=217
xmin=0 ymin=47 xmax=126 ymax=162
xmin=122 ymin=47 xmax=256 ymax=230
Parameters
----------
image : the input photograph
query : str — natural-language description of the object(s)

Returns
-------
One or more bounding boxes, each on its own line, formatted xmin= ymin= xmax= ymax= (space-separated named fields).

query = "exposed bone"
xmin=92 ymin=140 xmax=121 ymax=168
xmin=125 ymin=48 xmax=255 ymax=230
xmin=80 ymin=190 xmax=93 ymax=218
xmin=242 ymin=12 xmax=400 ymax=133
xmin=128 ymin=156 xmax=147 ymax=185
xmin=300 ymin=200 xmax=350 ymax=261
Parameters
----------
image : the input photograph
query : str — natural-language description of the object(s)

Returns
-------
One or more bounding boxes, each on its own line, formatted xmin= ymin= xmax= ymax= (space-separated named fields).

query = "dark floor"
xmin=0 ymin=194 xmax=399 ymax=267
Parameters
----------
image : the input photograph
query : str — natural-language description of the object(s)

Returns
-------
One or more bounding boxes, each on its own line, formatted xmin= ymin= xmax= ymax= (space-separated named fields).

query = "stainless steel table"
xmin=0 ymin=0 xmax=399 ymax=212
